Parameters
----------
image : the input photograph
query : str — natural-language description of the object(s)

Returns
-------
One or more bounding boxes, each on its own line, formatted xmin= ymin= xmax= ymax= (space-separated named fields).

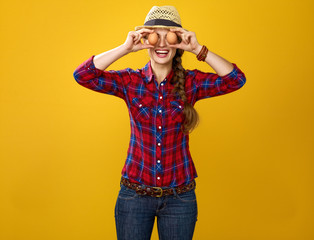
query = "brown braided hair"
xmin=170 ymin=48 xmax=200 ymax=135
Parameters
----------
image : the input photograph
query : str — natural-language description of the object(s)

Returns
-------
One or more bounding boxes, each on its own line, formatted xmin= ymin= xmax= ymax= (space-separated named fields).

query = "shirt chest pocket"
xmin=169 ymin=100 xmax=185 ymax=123
xmin=131 ymin=97 xmax=151 ymax=122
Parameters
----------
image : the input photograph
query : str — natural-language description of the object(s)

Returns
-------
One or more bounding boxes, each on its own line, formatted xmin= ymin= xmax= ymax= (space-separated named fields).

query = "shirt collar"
xmin=141 ymin=61 xmax=175 ymax=85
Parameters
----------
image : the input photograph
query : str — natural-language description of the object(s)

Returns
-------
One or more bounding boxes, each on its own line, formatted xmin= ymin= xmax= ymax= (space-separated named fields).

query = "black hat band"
xmin=144 ymin=19 xmax=182 ymax=28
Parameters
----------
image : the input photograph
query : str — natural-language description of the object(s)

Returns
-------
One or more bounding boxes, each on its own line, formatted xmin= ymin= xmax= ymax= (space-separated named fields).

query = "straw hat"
xmin=135 ymin=6 xmax=183 ymax=31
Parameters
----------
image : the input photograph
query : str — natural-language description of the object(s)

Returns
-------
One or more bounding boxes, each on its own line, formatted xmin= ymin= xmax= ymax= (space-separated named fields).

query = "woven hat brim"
xmin=135 ymin=25 xmax=185 ymax=31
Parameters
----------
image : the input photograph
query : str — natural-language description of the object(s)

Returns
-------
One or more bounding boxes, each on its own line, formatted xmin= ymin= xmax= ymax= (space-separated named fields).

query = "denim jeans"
xmin=114 ymin=182 xmax=198 ymax=240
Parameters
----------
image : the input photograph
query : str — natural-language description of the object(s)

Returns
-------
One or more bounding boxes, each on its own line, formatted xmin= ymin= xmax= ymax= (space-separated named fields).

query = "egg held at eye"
xmin=166 ymin=32 xmax=178 ymax=44
xmin=148 ymin=32 xmax=158 ymax=45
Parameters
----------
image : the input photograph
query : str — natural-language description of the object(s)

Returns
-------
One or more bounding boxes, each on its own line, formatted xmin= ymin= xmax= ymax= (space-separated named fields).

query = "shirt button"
xmin=139 ymin=104 xmax=142 ymax=107
xmin=179 ymin=105 xmax=182 ymax=108
xmin=159 ymin=110 xmax=162 ymax=113
xmin=158 ymin=126 xmax=161 ymax=129
xmin=159 ymin=96 xmax=162 ymax=99
xmin=157 ymin=160 xmax=161 ymax=163
xmin=160 ymin=83 xmax=163 ymax=86
xmin=157 ymin=177 xmax=160 ymax=180
xmin=158 ymin=143 xmax=161 ymax=146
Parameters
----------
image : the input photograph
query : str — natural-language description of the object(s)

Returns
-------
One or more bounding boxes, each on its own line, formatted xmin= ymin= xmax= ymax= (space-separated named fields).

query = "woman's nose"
xmin=158 ymin=36 xmax=167 ymax=47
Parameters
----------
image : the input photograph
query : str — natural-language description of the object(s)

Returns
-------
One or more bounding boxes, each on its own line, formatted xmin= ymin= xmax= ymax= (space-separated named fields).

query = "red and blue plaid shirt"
xmin=73 ymin=55 xmax=246 ymax=187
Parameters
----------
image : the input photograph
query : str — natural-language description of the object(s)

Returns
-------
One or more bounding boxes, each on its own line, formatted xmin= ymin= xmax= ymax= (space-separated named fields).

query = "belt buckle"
xmin=152 ymin=187 xmax=163 ymax=197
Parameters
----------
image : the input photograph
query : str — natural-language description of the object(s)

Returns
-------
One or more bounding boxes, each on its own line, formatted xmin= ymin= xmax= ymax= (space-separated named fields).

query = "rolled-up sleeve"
xmin=192 ymin=63 xmax=246 ymax=102
xmin=73 ymin=55 xmax=129 ymax=101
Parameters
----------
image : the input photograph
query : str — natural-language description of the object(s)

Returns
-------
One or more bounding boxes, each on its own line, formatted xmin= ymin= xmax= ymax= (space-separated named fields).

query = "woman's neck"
xmin=150 ymin=61 xmax=172 ymax=84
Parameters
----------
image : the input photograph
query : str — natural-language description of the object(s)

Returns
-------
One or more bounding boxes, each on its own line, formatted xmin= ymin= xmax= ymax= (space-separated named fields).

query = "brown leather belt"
xmin=120 ymin=177 xmax=196 ymax=198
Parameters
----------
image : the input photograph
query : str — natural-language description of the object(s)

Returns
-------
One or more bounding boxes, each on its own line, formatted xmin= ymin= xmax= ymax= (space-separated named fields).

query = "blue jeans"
xmin=114 ymin=182 xmax=198 ymax=240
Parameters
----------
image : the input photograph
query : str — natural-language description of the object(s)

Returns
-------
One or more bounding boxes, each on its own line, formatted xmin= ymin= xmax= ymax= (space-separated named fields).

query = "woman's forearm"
xmin=93 ymin=44 xmax=130 ymax=71
xmin=193 ymin=45 xmax=234 ymax=77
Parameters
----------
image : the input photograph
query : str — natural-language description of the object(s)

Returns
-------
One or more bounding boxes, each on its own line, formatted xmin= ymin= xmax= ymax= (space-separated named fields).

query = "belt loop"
xmin=171 ymin=187 xmax=178 ymax=197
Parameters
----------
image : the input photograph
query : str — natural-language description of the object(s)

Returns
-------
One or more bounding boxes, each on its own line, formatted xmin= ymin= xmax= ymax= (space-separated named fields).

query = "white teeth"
xmin=156 ymin=50 xmax=169 ymax=54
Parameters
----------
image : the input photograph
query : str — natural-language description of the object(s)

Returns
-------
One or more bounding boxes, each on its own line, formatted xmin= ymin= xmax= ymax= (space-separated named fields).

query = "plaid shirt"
xmin=73 ymin=55 xmax=246 ymax=187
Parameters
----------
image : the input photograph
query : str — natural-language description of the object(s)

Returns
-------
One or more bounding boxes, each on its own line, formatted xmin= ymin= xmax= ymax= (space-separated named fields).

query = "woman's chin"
xmin=151 ymin=56 xmax=172 ymax=65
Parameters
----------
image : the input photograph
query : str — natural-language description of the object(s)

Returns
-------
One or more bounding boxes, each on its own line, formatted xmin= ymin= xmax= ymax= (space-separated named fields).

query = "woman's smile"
xmin=154 ymin=48 xmax=170 ymax=58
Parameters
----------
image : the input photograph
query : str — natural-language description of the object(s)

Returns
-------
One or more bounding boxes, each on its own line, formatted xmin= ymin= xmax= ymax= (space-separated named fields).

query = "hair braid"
xmin=171 ymin=49 xmax=200 ymax=135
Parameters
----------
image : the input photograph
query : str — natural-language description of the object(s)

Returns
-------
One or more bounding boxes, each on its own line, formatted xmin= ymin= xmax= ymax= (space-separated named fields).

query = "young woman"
xmin=73 ymin=5 xmax=246 ymax=240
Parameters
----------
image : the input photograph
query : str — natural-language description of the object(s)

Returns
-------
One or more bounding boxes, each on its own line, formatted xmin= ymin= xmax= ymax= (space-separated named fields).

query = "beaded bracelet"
xmin=196 ymin=45 xmax=208 ymax=61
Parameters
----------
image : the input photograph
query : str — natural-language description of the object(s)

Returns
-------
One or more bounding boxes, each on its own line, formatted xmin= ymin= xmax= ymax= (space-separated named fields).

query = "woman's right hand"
xmin=123 ymin=28 xmax=155 ymax=52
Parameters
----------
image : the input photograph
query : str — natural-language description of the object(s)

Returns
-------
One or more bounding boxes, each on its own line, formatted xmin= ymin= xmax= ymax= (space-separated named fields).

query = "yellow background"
xmin=1 ymin=0 xmax=313 ymax=239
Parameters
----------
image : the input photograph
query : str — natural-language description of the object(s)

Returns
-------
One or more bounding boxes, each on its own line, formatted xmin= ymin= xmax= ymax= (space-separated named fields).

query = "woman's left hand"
xmin=168 ymin=28 xmax=202 ymax=55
